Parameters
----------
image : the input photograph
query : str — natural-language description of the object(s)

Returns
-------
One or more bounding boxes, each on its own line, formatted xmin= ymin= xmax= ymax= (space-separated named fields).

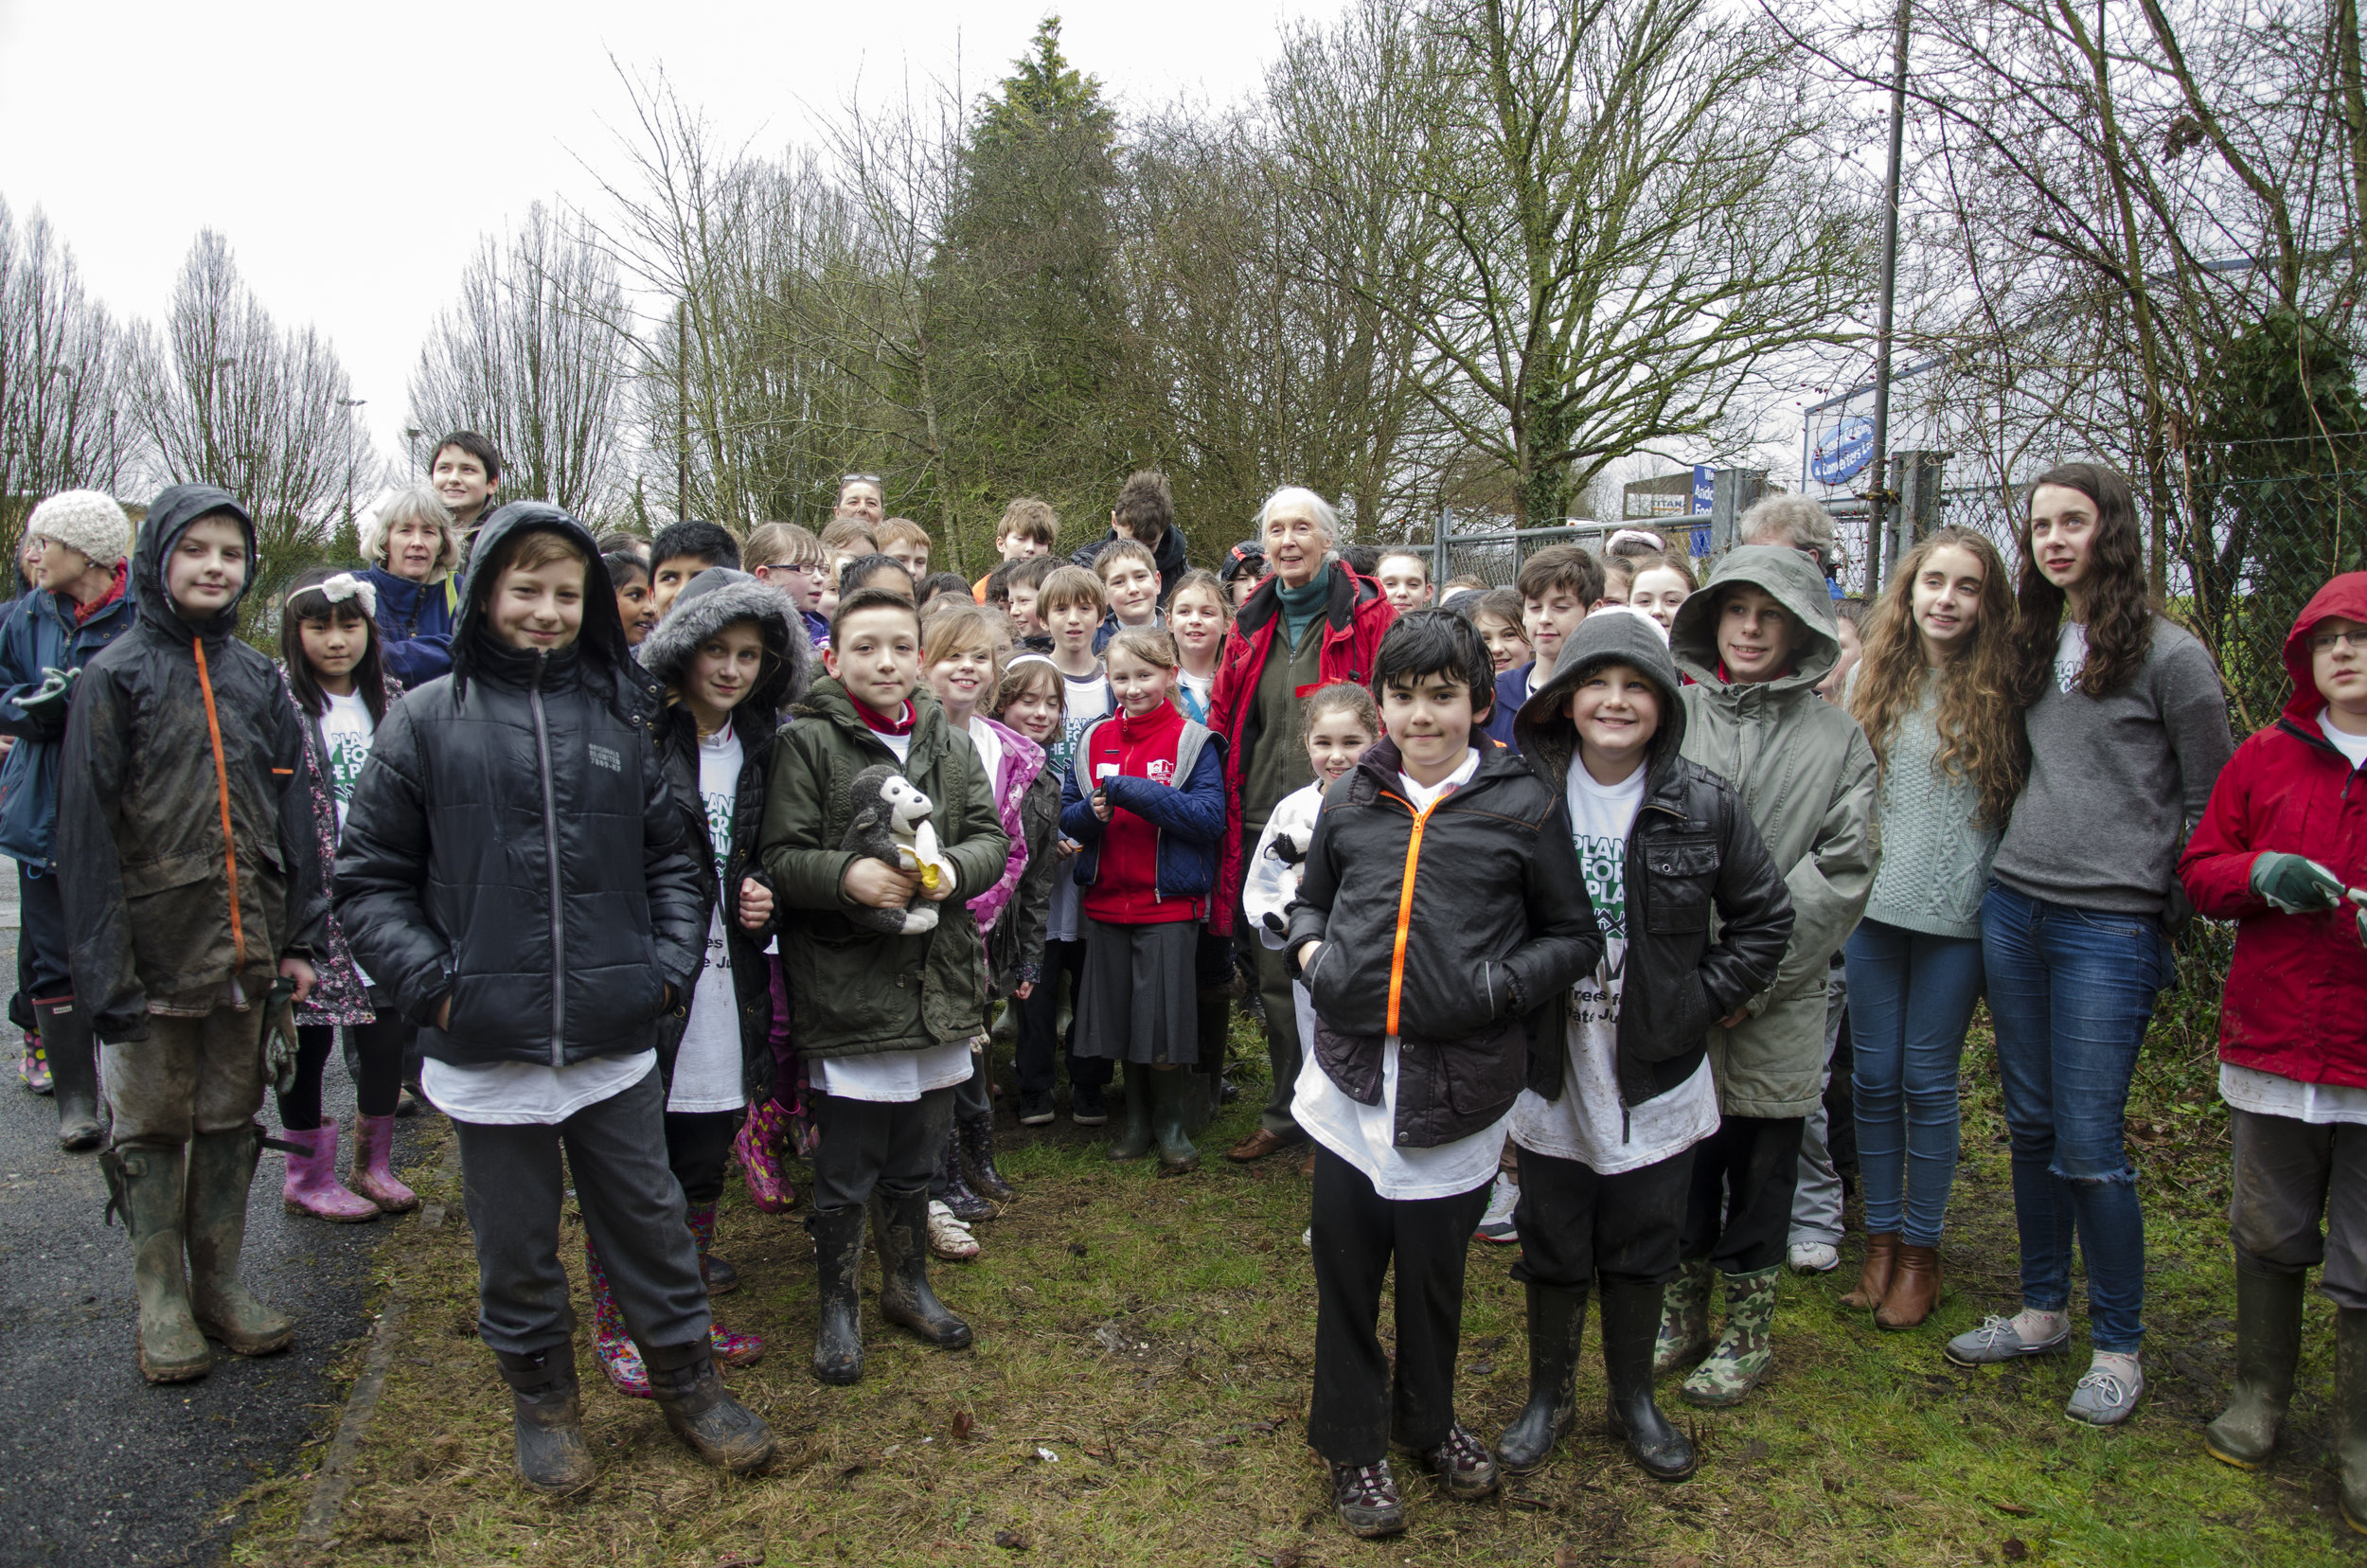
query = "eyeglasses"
xmin=2310 ymin=629 xmax=2367 ymax=653
xmin=760 ymin=560 xmax=821 ymax=577
xmin=840 ymin=473 xmax=882 ymax=487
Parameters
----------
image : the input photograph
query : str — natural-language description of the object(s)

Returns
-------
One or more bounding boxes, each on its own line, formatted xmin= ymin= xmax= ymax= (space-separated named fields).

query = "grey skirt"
xmin=1073 ymin=918 xmax=1201 ymax=1065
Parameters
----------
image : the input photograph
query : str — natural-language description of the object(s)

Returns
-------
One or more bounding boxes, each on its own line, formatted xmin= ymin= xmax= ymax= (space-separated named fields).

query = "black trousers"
xmin=18 ymin=864 xmax=68 ymax=1001
xmin=1308 ymin=1148 xmax=1494 ymax=1466
xmin=1511 ymin=1144 xmax=1695 ymax=1292
xmin=278 ymin=1020 xmax=409 ymax=1129
xmin=1681 ymin=1114 xmax=1806 ymax=1274
xmin=810 ymin=1086 xmax=953 ymax=1211
xmin=1015 ymin=937 xmax=1112 ymax=1100
xmin=666 ymin=1109 xmax=739 ymax=1207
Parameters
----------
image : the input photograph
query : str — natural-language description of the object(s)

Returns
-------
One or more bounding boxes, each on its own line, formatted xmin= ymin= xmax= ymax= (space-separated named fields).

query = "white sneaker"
xmin=1474 ymin=1175 xmax=1520 ymax=1244
xmin=1788 ymin=1240 xmax=1840 ymax=1274
xmin=927 ymin=1199 xmax=980 ymax=1261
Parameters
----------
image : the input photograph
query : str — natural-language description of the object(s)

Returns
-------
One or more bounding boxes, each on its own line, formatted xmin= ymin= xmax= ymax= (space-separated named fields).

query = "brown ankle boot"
xmin=1877 ymin=1244 xmax=1940 ymax=1329
xmin=1841 ymin=1233 xmax=1897 ymax=1311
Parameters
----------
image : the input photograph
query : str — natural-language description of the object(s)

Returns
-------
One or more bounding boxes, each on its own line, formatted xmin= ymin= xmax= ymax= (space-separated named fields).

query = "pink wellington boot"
xmin=584 ymin=1238 xmax=651 ymax=1397
xmin=687 ymin=1202 xmax=764 ymax=1367
xmin=279 ymin=1121 xmax=380 ymax=1222
xmin=18 ymin=1029 xmax=48 ymax=1095
xmin=349 ymin=1114 xmax=418 ymax=1213
xmin=735 ymin=1096 xmax=797 ymax=1213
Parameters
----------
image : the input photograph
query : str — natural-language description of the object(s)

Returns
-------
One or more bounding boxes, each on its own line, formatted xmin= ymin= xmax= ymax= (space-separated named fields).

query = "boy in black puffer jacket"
xmin=335 ymin=504 xmax=774 ymax=1492
xmin=1284 ymin=610 xmax=1599 ymax=1541
xmin=60 ymin=486 xmax=327 ymax=1386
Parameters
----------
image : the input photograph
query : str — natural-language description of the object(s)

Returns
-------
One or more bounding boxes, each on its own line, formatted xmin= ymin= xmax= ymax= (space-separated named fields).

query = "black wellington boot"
xmin=937 ymin=1131 xmax=992 ymax=1221
xmin=873 ymin=1185 xmax=973 ymax=1350
xmin=959 ymin=1113 xmax=1015 ymax=1202
xmin=493 ymin=1345 xmax=597 ymax=1494
xmin=2338 ymin=1307 xmax=2367 ymax=1535
xmin=2205 ymin=1267 xmax=2305 ymax=1469
xmin=641 ymin=1338 xmax=777 ymax=1474
xmin=806 ymin=1204 xmax=866 ymax=1385
xmin=1497 ymin=1282 xmax=1586 ymax=1471
xmin=1107 ymin=1067 xmax=1153 ymax=1161
xmin=37 ymin=997 xmax=101 ymax=1151
xmin=1601 ymin=1276 xmax=1698 ymax=1481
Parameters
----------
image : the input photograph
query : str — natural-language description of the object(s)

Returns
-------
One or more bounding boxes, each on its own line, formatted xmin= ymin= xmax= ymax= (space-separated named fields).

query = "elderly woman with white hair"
xmin=359 ymin=484 xmax=464 ymax=686
xmin=1207 ymin=486 xmax=1399 ymax=1165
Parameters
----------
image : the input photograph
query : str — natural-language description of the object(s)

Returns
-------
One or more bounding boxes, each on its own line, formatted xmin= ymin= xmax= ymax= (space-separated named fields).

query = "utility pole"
xmin=1864 ymin=0 xmax=1911 ymax=597
xmin=339 ymin=399 xmax=366 ymax=534
xmin=675 ymin=299 xmax=691 ymax=522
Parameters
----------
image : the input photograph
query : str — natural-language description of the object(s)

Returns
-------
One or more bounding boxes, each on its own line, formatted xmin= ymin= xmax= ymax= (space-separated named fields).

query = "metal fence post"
xmin=1433 ymin=508 xmax=1452 ymax=589
xmin=1884 ymin=451 xmax=1946 ymax=586
xmin=1710 ymin=469 xmax=1769 ymax=557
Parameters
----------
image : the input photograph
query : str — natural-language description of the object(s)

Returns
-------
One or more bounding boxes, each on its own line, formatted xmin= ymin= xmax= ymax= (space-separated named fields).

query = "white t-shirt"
xmin=424 ymin=1050 xmax=657 ymax=1126
xmin=1048 ymin=668 xmax=1112 ymax=944
xmin=2323 ymin=707 xmax=2367 ymax=770
xmin=1291 ymin=749 xmax=1504 ymax=1201
xmin=819 ymin=1042 xmax=976 ymax=1102
xmin=318 ymin=688 xmax=375 ymax=836
xmin=2220 ymin=1062 xmax=2367 ymax=1126
xmin=968 ymin=714 xmax=1006 ymax=793
xmin=1510 ymin=758 xmax=1717 ymax=1172
xmin=2055 ymin=622 xmax=2088 ymax=694
xmin=1176 ymin=668 xmax=1214 ymax=724
xmin=668 ymin=727 xmax=748 ymax=1114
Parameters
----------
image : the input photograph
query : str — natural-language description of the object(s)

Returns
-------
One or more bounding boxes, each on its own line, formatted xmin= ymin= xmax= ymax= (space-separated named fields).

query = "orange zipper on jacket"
xmin=1379 ymin=789 xmax=1449 ymax=1037
xmin=192 ymin=638 xmax=244 ymax=968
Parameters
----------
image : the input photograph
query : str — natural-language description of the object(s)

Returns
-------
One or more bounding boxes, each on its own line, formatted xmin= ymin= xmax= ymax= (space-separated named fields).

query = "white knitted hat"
xmin=27 ymin=490 xmax=131 ymax=565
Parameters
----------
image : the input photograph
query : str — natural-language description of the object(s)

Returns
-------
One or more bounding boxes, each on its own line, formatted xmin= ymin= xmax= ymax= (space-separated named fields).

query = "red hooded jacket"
xmin=1206 ymin=564 xmax=1395 ymax=935
xmin=2180 ymin=572 xmax=2367 ymax=1086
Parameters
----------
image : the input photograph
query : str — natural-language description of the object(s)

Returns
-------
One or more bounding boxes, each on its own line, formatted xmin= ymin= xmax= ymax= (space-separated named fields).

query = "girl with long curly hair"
xmin=1942 ymin=465 xmax=2234 ymax=1428
xmin=1837 ymin=527 xmax=2020 ymax=1330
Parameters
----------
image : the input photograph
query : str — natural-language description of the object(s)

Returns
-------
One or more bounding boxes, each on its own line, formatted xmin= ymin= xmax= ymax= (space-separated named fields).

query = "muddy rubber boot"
xmin=959 ymin=1113 xmax=1015 ymax=1202
xmin=1150 ymin=1068 xmax=1201 ymax=1175
xmin=1681 ymin=1267 xmax=1780 ymax=1409
xmin=1107 ymin=1068 xmax=1153 ymax=1162
xmin=640 ymin=1338 xmax=777 ymax=1475
xmin=37 ymin=998 xmax=101 ymax=1151
xmin=103 ymin=1144 xmax=211 ymax=1383
xmin=278 ymin=1120 xmax=379 ymax=1222
xmin=184 ymin=1127 xmax=294 ymax=1357
xmin=2337 ymin=1307 xmax=2367 ymax=1535
xmin=348 ymin=1114 xmax=418 ymax=1213
xmin=806 ymin=1203 xmax=866 ymax=1385
xmin=1653 ymin=1256 xmax=1715 ymax=1377
xmin=873 ymin=1185 xmax=973 ymax=1350
xmin=1192 ymin=986 xmax=1232 ymax=1131
xmin=2204 ymin=1268 xmax=2305 ymax=1469
xmin=1600 ymin=1277 xmax=1696 ymax=1480
xmin=1496 ymin=1282 xmax=1585 ymax=1472
xmin=937 ymin=1131 xmax=992 ymax=1221
xmin=686 ymin=1203 xmax=762 ymax=1367
xmin=493 ymin=1346 xmax=597 ymax=1495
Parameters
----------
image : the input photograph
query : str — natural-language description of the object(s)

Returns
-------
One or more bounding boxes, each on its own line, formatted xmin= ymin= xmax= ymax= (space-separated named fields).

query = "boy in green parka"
xmin=760 ymin=585 xmax=1009 ymax=1385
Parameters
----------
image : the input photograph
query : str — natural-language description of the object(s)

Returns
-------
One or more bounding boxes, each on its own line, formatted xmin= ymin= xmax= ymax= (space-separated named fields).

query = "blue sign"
xmin=1811 ymin=417 xmax=1876 ymax=485
xmin=1692 ymin=464 xmax=1714 ymax=512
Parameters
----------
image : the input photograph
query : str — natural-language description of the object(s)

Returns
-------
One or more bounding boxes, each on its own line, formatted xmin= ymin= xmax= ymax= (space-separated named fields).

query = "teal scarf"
xmin=1275 ymin=566 xmax=1331 ymax=650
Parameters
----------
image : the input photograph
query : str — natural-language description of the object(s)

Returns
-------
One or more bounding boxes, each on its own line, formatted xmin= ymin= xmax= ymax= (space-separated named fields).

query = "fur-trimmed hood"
xmin=637 ymin=567 xmax=810 ymax=715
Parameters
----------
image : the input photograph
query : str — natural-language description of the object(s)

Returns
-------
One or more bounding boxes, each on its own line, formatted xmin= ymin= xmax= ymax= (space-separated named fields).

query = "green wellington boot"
xmin=185 ymin=1128 xmax=294 ymax=1356
xmin=103 ymin=1143 xmax=211 ymax=1382
xmin=1150 ymin=1067 xmax=1201 ymax=1174
xmin=2338 ymin=1309 xmax=2367 ymax=1535
xmin=2204 ymin=1268 xmax=2305 ymax=1469
xmin=1107 ymin=1067 xmax=1154 ymax=1162
xmin=1682 ymin=1266 xmax=1780 ymax=1409
xmin=1653 ymin=1256 xmax=1715 ymax=1377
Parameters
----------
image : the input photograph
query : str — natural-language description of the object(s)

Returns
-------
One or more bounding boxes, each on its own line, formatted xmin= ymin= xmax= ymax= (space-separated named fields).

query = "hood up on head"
xmin=133 ymin=485 xmax=258 ymax=642
xmin=450 ymin=501 xmax=632 ymax=696
xmin=1517 ymin=604 xmax=1688 ymax=780
xmin=2282 ymin=571 xmax=2367 ymax=729
xmin=1667 ymin=543 xmax=1840 ymax=695
xmin=636 ymin=566 xmax=811 ymax=716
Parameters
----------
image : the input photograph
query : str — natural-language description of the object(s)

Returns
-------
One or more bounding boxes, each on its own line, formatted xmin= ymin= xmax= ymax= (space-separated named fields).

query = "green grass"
xmin=233 ymin=1006 xmax=2367 ymax=1567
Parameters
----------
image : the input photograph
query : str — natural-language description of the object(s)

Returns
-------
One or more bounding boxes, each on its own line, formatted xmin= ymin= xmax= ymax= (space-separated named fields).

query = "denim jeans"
xmin=1845 ymin=919 xmax=1985 ymax=1248
xmin=1980 ymin=883 xmax=2171 ymax=1353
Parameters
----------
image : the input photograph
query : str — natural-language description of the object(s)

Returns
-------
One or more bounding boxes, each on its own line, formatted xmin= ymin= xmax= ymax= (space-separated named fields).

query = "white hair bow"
xmin=318 ymin=572 xmax=379 ymax=618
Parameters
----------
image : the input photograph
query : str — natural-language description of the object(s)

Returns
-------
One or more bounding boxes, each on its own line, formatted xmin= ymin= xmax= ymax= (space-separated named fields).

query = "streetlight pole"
xmin=1864 ymin=0 xmax=1911 ymax=597
xmin=404 ymin=426 xmax=422 ymax=477
xmin=339 ymin=399 xmax=367 ymax=536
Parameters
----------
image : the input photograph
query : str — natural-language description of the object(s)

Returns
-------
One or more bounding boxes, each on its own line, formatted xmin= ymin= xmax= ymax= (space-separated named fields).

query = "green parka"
xmin=759 ymin=678 xmax=1008 ymax=1060
xmin=1671 ymin=546 xmax=1879 ymax=1118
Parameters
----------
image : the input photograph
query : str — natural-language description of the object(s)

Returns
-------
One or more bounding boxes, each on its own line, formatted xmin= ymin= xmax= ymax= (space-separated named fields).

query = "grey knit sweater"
xmin=1860 ymin=674 xmax=1997 ymax=940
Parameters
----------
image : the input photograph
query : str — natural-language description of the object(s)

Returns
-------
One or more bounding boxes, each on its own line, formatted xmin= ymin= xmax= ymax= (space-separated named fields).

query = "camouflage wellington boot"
xmin=1681 ymin=1266 xmax=1780 ymax=1409
xmin=1652 ymin=1256 xmax=1715 ymax=1377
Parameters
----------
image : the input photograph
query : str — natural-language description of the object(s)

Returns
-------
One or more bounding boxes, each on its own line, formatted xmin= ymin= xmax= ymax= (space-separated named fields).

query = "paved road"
xmin=0 ymin=928 xmax=420 ymax=1567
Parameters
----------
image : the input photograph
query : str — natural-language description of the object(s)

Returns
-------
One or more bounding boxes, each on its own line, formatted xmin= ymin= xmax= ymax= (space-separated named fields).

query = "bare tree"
xmin=0 ymin=199 xmax=133 ymax=561
xmin=408 ymin=203 xmax=632 ymax=519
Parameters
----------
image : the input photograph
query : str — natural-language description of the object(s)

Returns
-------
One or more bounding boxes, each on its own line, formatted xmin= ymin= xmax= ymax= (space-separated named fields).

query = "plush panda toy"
xmin=840 ymin=763 xmax=958 ymax=935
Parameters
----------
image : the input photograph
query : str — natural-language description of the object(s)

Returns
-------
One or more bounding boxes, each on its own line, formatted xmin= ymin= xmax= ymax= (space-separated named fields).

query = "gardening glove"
xmin=15 ymin=665 xmax=77 ymax=724
xmin=2251 ymin=852 xmax=2345 ymax=914
xmin=260 ymin=975 xmax=300 ymax=1096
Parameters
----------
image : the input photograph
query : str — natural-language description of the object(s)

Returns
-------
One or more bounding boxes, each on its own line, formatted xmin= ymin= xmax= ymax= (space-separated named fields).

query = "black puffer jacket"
xmin=1514 ymin=610 xmax=1795 ymax=1108
xmin=636 ymin=570 xmax=811 ymax=1098
xmin=58 ymin=487 xmax=327 ymax=1044
xmin=334 ymin=504 xmax=705 ymax=1070
xmin=1284 ymin=739 xmax=1600 ymax=1148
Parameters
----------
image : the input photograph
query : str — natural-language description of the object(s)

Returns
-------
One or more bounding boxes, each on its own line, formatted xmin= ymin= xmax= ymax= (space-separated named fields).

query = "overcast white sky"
xmin=0 ymin=0 xmax=1317 ymax=467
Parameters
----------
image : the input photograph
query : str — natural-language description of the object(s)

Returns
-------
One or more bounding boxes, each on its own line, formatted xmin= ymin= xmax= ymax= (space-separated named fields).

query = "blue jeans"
xmin=1846 ymin=920 xmax=1984 ymax=1248
xmin=1980 ymin=883 xmax=2171 ymax=1354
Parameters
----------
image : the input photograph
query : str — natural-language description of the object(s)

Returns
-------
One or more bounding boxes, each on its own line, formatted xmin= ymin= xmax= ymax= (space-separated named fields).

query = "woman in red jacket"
xmin=1206 ymin=487 xmax=1396 ymax=1165
xmin=2180 ymin=571 xmax=2367 ymax=1530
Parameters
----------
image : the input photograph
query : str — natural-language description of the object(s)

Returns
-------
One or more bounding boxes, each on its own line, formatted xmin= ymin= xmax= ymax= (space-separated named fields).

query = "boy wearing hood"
xmin=335 ymin=503 xmax=775 ymax=1490
xmin=2180 ymin=573 xmax=2367 ymax=1523
xmin=56 ymin=487 xmax=327 ymax=1385
xmin=1654 ymin=546 xmax=1878 ymax=1408
xmin=1499 ymin=607 xmax=1793 ymax=1479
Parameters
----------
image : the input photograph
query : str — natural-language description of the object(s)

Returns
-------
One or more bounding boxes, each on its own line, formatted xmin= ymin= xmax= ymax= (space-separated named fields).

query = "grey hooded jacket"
xmin=1670 ymin=546 xmax=1879 ymax=1118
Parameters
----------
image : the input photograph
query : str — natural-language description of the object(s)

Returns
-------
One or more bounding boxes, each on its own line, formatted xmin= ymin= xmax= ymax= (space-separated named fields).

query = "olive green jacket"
xmin=1671 ymin=546 xmax=1880 ymax=1118
xmin=759 ymin=679 xmax=1009 ymax=1059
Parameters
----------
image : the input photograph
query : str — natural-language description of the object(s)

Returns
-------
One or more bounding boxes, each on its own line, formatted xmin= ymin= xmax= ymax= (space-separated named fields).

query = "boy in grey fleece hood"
xmin=1656 ymin=546 xmax=1878 ymax=1411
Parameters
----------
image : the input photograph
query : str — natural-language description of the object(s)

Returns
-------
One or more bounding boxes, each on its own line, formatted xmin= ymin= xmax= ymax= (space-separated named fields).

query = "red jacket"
xmin=1206 ymin=563 xmax=1395 ymax=935
xmin=1080 ymin=703 xmax=1201 ymax=925
xmin=2180 ymin=572 xmax=2367 ymax=1086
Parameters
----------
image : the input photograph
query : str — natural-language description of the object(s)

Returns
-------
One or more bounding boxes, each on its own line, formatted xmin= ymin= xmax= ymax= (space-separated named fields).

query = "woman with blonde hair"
xmin=1839 ymin=526 xmax=2023 ymax=1329
xmin=358 ymin=484 xmax=464 ymax=684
